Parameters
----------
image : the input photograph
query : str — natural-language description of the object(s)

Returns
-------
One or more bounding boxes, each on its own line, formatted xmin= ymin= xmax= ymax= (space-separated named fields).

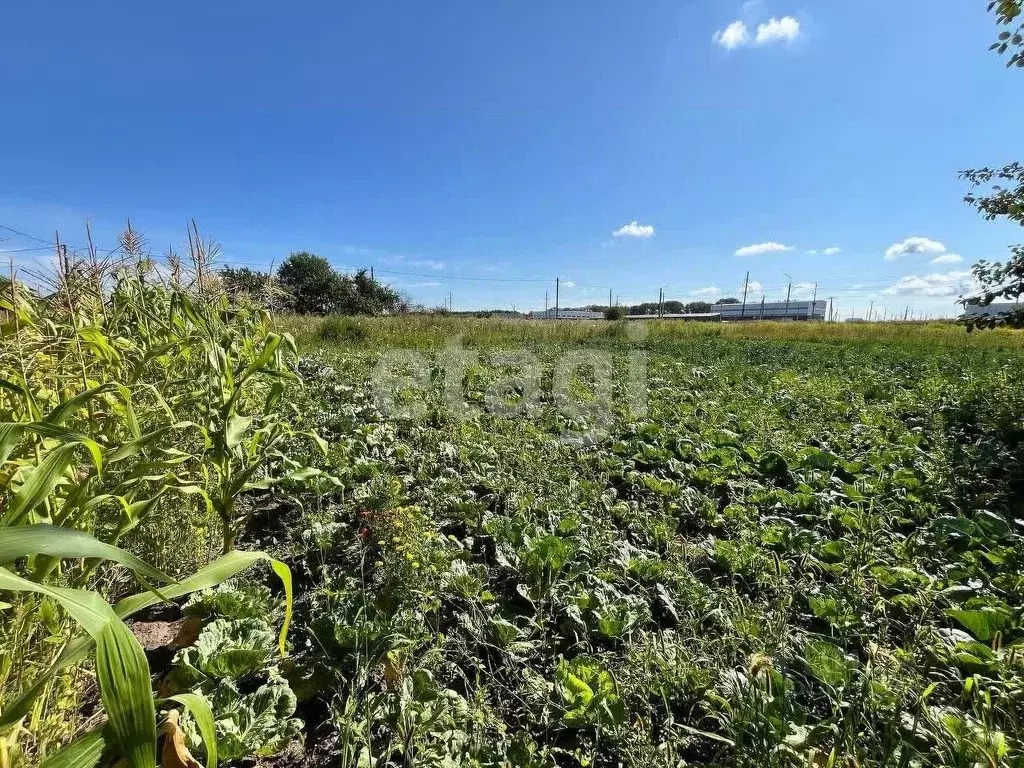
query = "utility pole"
xmin=658 ymin=287 xmax=664 ymax=318
xmin=759 ymin=295 xmax=765 ymax=320
xmin=828 ymin=296 xmax=833 ymax=323
xmin=812 ymin=282 xmax=818 ymax=320
xmin=545 ymin=290 xmax=548 ymax=315
xmin=882 ymin=308 xmax=887 ymax=322
xmin=783 ymin=280 xmax=792 ymax=320
xmin=449 ymin=291 xmax=453 ymax=312
xmin=868 ymin=300 xmax=874 ymax=322
xmin=904 ymin=305 xmax=909 ymax=321
xmin=609 ymin=288 xmax=613 ymax=314
xmin=555 ymin=278 xmax=560 ymax=320
xmin=740 ymin=271 xmax=749 ymax=319
xmin=370 ymin=265 xmax=374 ymax=281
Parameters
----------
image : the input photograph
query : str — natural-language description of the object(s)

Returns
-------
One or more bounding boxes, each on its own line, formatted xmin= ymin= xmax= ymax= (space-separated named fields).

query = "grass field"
xmin=264 ymin=315 xmax=1024 ymax=767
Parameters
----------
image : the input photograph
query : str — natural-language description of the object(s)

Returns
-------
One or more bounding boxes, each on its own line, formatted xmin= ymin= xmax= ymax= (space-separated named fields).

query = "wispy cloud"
xmin=393 ymin=281 xmax=442 ymax=288
xmin=691 ymin=286 xmax=719 ymax=296
xmin=735 ymin=241 xmax=793 ymax=257
xmin=807 ymin=246 xmax=842 ymax=256
xmin=755 ymin=16 xmax=800 ymax=44
xmin=885 ymin=236 xmax=946 ymax=260
xmin=562 ymin=280 xmax=577 ymax=288
xmin=612 ymin=221 xmax=655 ymax=238
xmin=931 ymin=253 xmax=963 ymax=264
xmin=408 ymin=258 xmax=446 ymax=270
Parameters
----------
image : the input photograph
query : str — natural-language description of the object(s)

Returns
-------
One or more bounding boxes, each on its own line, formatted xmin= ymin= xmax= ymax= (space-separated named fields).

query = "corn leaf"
xmin=95 ymin=619 xmax=158 ymax=768
xmin=38 ymin=726 xmax=107 ymax=768
xmin=43 ymin=383 xmax=118 ymax=426
xmin=225 ymin=415 xmax=253 ymax=450
xmin=0 ymin=551 xmax=292 ymax=731
xmin=0 ymin=524 xmax=174 ymax=585
xmin=166 ymin=693 xmax=218 ymax=768
xmin=0 ymin=567 xmax=157 ymax=768
xmin=2 ymin=444 xmax=80 ymax=526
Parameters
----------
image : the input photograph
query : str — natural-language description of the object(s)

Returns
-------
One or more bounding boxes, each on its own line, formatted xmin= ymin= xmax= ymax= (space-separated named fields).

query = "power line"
xmin=0 ymin=224 xmax=56 ymax=247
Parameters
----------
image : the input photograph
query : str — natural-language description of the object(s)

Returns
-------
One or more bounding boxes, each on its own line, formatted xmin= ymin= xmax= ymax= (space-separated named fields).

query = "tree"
xmin=684 ymin=301 xmax=713 ymax=314
xmin=959 ymin=164 xmax=1024 ymax=328
xmin=990 ymin=1 xmax=1024 ymax=67
xmin=959 ymin=3 xmax=1024 ymax=327
xmin=219 ymin=266 xmax=270 ymax=301
xmin=275 ymin=254 xmax=406 ymax=316
xmin=717 ymin=297 xmax=740 ymax=305
xmin=277 ymin=252 xmax=343 ymax=315
xmin=604 ymin=306 xmax=626 ymax=320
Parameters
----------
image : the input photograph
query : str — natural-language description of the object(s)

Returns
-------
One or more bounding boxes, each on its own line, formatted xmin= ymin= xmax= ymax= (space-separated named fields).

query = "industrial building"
xmin=964 ymin=302 xmax=1023 ymax=318
xmin=532 ymin=308 xmax=605 ymax=320
xmin=713 ymin=300 xmax=827 ymax=321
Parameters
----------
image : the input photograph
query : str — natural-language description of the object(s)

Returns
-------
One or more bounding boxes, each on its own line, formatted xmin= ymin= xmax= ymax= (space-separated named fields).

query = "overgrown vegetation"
xmin=256 ymin=317 xmax=1024 ymax=767
xmin=0 ymin=234 xmax=306 ymax=767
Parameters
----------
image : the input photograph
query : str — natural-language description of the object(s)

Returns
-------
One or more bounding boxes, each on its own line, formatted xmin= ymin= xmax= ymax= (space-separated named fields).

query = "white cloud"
xmin=735 ymin=241 xmax=793 ymax=257
xmin=746 ymin=280 xmax=763 ymax=294
xmin=691 ymin=286 xmax=719 ymax=296
xmin=885 ymin=237 xmax=946 ymax=260
xmin=612 ymin=221 xmax=655 ymax=238
xmin=713 ymin=20 xmax=749 ymax=50
xmin=562 ymin=280 xmax=576 ymax=288
xmin=789 ymin=281 xmax=818 ymax=298
xmin=395 ymin=281 xmax=442 ymax=288
xmin=882 ymin=270 xmax=975 ymax=297
xmin=756 ymin=16 xmax=801 ymax=44
xmin=822 ymin=247 xmax=841 ymax=256
xmin=931 ymin=253 xmax=963 ymax=264
xmin=411 ymin=259 xmax=446 ymax=270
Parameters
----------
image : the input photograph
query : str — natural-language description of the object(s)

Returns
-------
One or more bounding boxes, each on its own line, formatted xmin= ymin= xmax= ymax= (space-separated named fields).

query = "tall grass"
xmin=282 ymin=313 xmax=1024 ymax=350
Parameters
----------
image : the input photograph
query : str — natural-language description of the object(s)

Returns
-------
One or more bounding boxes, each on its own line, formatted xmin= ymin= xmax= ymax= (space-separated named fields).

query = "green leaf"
xmin=39 ymin=726 xmax=107 ymax=768
xmin=225 ymin=415 xmax=253 ymax=450
xmin=43 ymin=383 xmax=119 ymax=426
xmin=0 ymin=524 xmax=174 ymax=586
xmin=95 ymin=619 xmax=157 ymax=768
xmin=172 ymin=618 xmax=274 ymax=683
xmin=804 ymin=640 xmax=850 ymax=687
xmin=106 ymin=422 xmax=198 ymax=464
xmin=0 ymin=551 xmax=291 ymax=732
xmin=166 ymin=693 xmax=218 ymax=768
xmin=2 ymin=443 xmax=79 ymax=525
xmin=945 ymin=608 xmax=1008 ymax=642
xmin=236 ymin=333 xmax=283 ymax=384
xmin=0 ymin=422 xmax=26 ymax=467
xmin=0 ymin=567 xmax=156 ymax=767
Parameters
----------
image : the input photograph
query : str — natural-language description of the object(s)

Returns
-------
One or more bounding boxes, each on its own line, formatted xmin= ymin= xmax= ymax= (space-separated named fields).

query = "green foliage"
xmin=0 ymin=229 xmax=303 ymax=766
xmin=269 ymin=319 xmax=1024 ymax=767
xmin=172 ymin=618 xmax=275 ymax=685
xmin=183 ymin=579 xmax=276 ymax=622
xmin=604 ymin=305 xmax=627 ymax=320
xmin=195 ymin=672 xmax=302 ymax=761
xmin=277 ymin=252 xmax=404 ymax=316
xmin=989 ymin=0 xmax=1024 ymax=67
xmin=555 ymin=657 xmax=625 ymax=728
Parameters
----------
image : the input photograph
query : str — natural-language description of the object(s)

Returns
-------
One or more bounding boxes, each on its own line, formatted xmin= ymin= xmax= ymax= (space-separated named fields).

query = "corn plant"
xmin=0 ymin=231 xmax=315 ymax=765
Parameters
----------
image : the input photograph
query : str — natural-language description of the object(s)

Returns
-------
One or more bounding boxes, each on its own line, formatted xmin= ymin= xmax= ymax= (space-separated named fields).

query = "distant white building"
xmin=533 ymin=308 xmax=604 ymax=320
xmin=713 ymin=300 xmax=827 ymax=321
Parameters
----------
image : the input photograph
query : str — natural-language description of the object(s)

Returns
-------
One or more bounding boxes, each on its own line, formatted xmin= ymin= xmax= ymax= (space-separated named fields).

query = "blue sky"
xmin=1 ymin=0 xmax=1021 ymax=317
